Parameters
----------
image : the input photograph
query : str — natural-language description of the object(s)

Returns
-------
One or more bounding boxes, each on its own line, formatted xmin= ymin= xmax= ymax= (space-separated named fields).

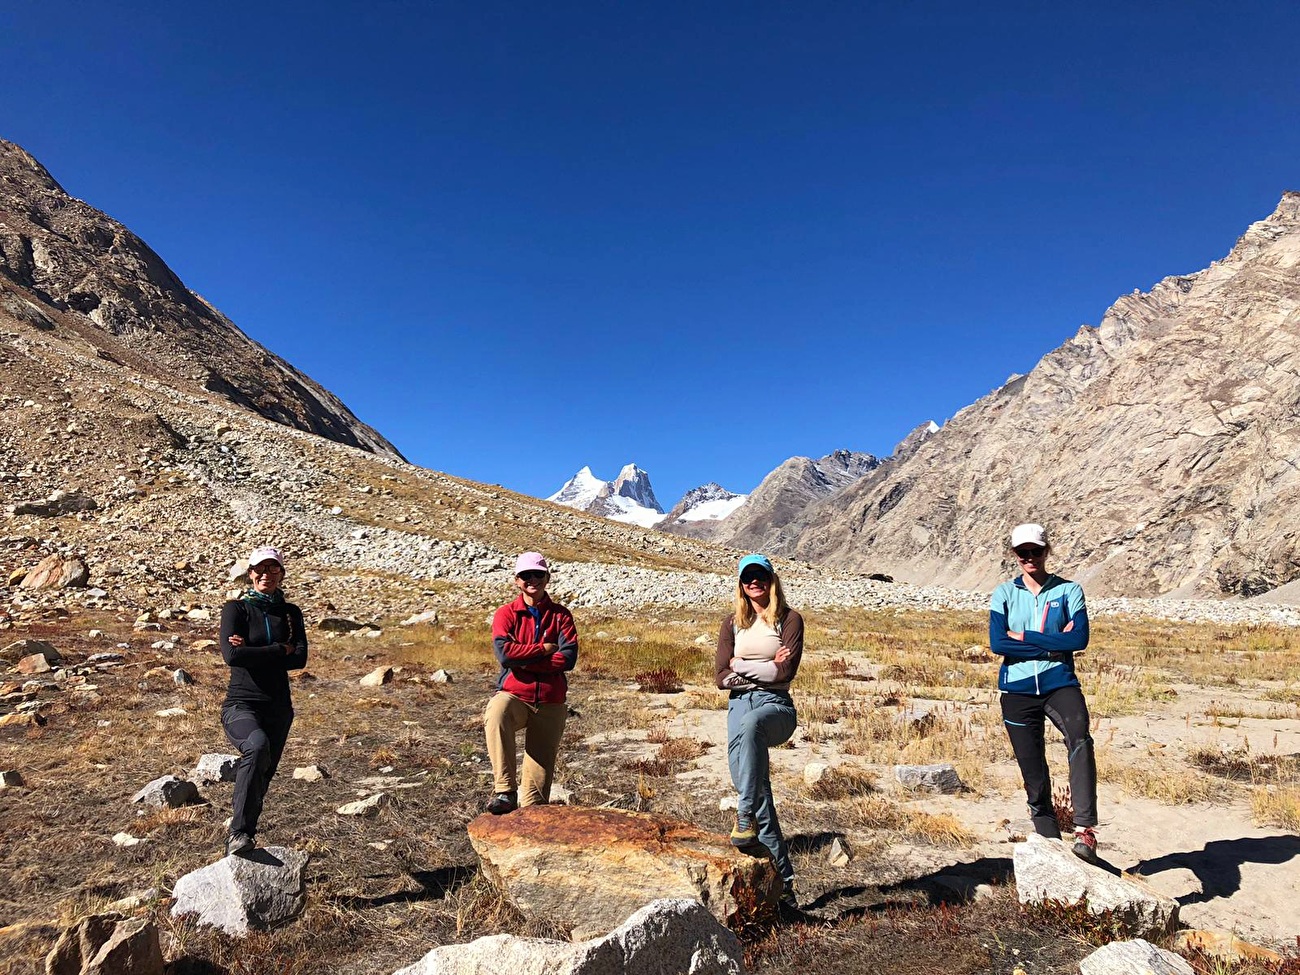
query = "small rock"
xmin=192 ymin=754 xmax=240 ymax=784
xmin=18 ymin=554 xmax=90 ymax=590
xmin=2 ymin=638 xmax=60 ymax=663
xmin=0 ymin=712 xmax=45 ymax=730
xmin=893 ymin=763 xmax=964 ymax=794
xmin=429 ymin=669 xmax=452 ymax=684
xmin=803 ymin=762 xmax=830 ymax=787
xmin=113 ymin=832 xmax=147 ymax=847
xmin=155 ymin=707 xmax=188 ymax=718
xmin=0 ymin=769 xmax=25 ymax=787
xmin=16 ymin=652 xmax=56 ymax=675
xmin=173 ymin=669 xmax=194 ymax=685
xmin=1078 ymin=939 xmax=1193 ymax=975
xmin=694 ymin=634 xmax=712 ymax=645
xmin=1172 ymin=929 xmax=1283 ymax=965
xmin=359 ymin=666 xmax=393 ymax=688
xmin=185 ymin=608 xmax=211 ymax=621
xmin=718 ymin=795 xmax=739 ymax=812
xmin=399 ymin=610 xmax=439 ymax=626
xmin=293 ymin=765 xmax=328 ymax=782
xmin=131 ymin=775 xmax=200 ymax=808
xmin=86 ymin=652 xmax=124 ymax=664
xmin=827 ymin=836 xmax=853 ymax=867
xmin=319 ymin=617 xmax=375 ymax=633
xmin=338 ymin=793 xmax=391 ymax=817
xmin=192 ymin=638 xmax=219 ymax=651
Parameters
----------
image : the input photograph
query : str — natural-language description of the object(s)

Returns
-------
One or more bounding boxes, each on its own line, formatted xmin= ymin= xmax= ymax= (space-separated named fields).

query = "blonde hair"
xmin=733 ymin=570 xmax=789 ymax=630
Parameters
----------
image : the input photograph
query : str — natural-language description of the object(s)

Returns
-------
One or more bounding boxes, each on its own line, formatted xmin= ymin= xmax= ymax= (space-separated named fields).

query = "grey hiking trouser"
xmin=728 ymin=689 xmax=797 ymax=885
xmin=222 ymin=701 xmax=293 ymax=838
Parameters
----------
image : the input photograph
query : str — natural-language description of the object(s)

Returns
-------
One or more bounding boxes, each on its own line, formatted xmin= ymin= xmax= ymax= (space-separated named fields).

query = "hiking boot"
xmin=730 ymin=819 xmax=758 ymax=848
xmin=226 ymin=831 xmax=255 ymax=857
xmin=487 ymin=791 xmax=518 ymax=815
xmin=1072 ymin=827 xmax=1098 ymax=864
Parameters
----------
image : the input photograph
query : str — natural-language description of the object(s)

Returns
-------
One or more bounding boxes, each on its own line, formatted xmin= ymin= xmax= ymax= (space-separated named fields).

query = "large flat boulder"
xmin=170 ymin=846 xmax=309 ymax=936
xmin=393 ymin=898 xmax=743 ymax=975
xmin=468 ymin=806 xmax=778 ymax=940
xmin=1013 ymin=834 xmax=1178 ymax=938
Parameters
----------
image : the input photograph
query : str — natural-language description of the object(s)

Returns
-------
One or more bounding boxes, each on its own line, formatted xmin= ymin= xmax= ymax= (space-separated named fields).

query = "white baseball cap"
xmin=248 ymin=546 xmax=284 ymax=567
xmin=1010 ymin=524 xmax=1047 ymax=549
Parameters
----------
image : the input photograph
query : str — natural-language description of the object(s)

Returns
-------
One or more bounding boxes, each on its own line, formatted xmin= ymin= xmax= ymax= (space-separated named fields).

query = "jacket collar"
xmin=509 ymin=593 xmax=553 ymax=612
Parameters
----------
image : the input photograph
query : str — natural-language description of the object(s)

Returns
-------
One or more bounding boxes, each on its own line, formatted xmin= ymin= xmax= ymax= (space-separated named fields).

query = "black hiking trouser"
xmin=222 ymin=700 xmax=293 ymax=838
xmin=1001 ymin=685 xmax=1097 ymax=837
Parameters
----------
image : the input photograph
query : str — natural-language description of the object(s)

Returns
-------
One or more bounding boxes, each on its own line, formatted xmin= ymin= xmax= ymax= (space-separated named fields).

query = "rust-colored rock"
xmin=1172 ymin=929 xmax=1283 ymax=965
xmin=468 ymin=805 xmax=779 ymax=940
xmin=19 ymin=555 xmax=89 ymax=590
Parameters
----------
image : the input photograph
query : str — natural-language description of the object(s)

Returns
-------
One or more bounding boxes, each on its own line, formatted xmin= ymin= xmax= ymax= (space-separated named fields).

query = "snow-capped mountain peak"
xmin=547 ymin=463 xmax=664 ymax=527
xmin=668 ymin=482 xmax=748 ymax=523
xmin=547 ymin=465 xmax=606 ymax=508
xmin=610 ymin=463 xmax=662 ymax=511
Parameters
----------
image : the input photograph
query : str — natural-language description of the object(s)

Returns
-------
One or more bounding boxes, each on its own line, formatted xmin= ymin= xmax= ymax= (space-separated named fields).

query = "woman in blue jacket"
xmin=989 ymin=523 xmax=1098 ymax=862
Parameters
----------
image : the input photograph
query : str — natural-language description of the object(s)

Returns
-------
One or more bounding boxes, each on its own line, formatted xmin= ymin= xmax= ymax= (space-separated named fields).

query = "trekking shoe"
xmin=777 ymin=883 xmax=800 ymax=918
xmin=729 ymin=819 xmax=758 ymax=848
xmin=487 ymin=791 xmax=518 ymax=815
xmin=1072 ymin=827 xmax=1098 ymax=864
xmin=226 ymin=831 xmax=255 ymax=857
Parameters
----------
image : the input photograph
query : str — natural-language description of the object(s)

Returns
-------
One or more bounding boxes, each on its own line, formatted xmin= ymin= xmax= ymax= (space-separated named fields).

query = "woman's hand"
xmin=543 ymin=642 xmax=559 ymax=654
xmin=774 ymin=645 xmax=793 ymax=664
xmin=228 ymin=634 xmax=245 ymax=648
xmin=730 ymin=656 xmax=742 ymax=670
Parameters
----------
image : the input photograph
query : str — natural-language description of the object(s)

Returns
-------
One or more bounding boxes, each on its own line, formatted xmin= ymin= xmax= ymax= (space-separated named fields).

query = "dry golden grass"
xmin=843 ymin=795 xmax=975 ymax=847
xmin=1252 ymin=785 xmax=1300 ymax=831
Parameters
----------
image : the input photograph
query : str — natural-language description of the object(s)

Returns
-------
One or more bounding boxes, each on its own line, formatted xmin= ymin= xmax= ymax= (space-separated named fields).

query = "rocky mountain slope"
xmin=769 ymin=193 xmax=1300 ymax=598
xmin=548 ymin=464 xmax=664 ymax=527
xmin=663 ymin=450 xmax=881 ymax=545
xmin=0 ymin=139 xmax=398 ymax=458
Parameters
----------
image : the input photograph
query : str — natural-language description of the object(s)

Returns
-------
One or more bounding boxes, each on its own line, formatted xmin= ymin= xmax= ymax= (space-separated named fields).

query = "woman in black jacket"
xmin=219 ymin=546 xmax=307 ymax=856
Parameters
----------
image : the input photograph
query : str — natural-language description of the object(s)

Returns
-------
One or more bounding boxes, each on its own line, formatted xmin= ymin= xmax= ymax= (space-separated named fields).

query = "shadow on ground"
xmin=1131 ymin=833 xmax=1300 ymax=904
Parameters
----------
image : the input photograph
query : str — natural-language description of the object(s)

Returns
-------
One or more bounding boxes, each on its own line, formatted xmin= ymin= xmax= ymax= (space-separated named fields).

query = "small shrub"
xmin=635 ymin=668 xmax=684 ymax=694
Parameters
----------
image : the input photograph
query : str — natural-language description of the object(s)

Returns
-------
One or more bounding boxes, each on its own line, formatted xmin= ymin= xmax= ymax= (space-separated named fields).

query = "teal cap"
xmin=737 ymin=553 xmax=774 ymax=578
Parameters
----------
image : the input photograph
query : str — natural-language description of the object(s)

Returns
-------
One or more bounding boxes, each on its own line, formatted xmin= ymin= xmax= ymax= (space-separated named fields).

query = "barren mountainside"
xmin=770 ymin=193 xmax=1300 ymax=599
xmin=0 ymin=139 xmax=399 ymax=458
xmin=663 ymin=450 xmax=880 ymax=545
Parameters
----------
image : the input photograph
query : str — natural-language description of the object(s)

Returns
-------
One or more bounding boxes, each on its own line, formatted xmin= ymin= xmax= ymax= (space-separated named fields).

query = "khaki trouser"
xmin=484 ymin=691 xmax=567 ymax=805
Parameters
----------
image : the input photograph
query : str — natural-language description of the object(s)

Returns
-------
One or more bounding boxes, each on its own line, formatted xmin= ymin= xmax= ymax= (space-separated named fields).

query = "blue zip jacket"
xmin=989 ymin=574 xmax=1089 ymax=694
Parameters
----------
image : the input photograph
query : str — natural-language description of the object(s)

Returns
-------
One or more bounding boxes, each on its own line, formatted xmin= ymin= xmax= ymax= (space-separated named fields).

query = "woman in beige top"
xmin=715 ymin=553 xmax=805 ymax=909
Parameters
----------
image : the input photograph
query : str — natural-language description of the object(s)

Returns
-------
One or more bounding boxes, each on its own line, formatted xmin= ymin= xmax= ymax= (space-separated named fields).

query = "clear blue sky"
xmin=4 ymin=3 xmax=1299 ymax=507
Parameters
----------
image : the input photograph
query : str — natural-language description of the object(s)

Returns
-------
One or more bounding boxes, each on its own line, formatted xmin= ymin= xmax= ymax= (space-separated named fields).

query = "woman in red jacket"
xmin=483 ymin=552 xmax=579 ymax=814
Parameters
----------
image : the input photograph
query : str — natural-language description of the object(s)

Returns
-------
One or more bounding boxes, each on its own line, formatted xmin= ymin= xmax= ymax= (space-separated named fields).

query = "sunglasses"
xmin=518 ymin=571 xmax=548 ymax=582
xmin=1014 ymin=546 xmax=1046 ymax=560
xmin=250 ymin=564 xmax=283 ymax=575
xmin=740 ymin=573 xmax=771 ymax=586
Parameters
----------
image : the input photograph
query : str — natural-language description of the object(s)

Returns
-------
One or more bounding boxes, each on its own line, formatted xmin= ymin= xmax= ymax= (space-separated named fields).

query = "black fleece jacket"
xmin=220 ymin=596 xmax=308 ymax=707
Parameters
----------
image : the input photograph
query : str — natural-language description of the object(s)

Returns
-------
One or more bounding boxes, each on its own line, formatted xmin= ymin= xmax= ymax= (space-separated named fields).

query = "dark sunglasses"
xmin=740 ymin=572 xmax=772 ymax=586
xmin=250 ymin=564 xmax=283 ymax=575
xmin=1014 ymin=546 xmax=1046 ymax=560
xmin=518 ymin=570 xmax=548 ymax=582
